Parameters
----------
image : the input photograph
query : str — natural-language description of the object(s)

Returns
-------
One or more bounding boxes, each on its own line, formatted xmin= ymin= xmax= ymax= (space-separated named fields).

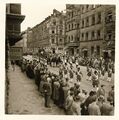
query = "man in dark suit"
xmin=43 ymin=77 xmax=52 ymax=108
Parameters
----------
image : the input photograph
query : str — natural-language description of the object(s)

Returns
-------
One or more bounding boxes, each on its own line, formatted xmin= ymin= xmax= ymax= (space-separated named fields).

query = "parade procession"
xmin=5 ymin=4 xmax=115 ymax=115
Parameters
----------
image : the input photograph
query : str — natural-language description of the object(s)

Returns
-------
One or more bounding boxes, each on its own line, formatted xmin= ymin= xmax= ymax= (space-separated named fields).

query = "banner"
xmin=9 ymin=47 xmax=23 ymax=60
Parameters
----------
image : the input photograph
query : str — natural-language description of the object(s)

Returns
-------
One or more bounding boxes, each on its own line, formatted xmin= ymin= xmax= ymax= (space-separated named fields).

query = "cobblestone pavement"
xmin=7 ymin=65 xmax=65 ymax=115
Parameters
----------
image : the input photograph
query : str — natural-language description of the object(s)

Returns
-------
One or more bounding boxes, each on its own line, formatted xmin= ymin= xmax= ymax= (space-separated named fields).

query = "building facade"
xmin=5 ymin=3 xmax=25 ymax=114
xmin=48 ymin=9 xmax=66 ymax=54
xmin=26 ymin=5 xmax=115 ymax=59
xmin=27 ymin=9 xmax=66 ymax=54
xmin=6 ymin=3 xmax=25 ymax=68
xmin=103 ymin=5 xmax=115 ymax=61
xmin=65 ymin=4 xmax=81 ymax=56
xmin=79 ymin=5 xmax=106 ymax=58
xmin=13 ymin=28 xmax=29 ymax=53
xmin=80 ymin=5 xmax=115 ymax=58
xmin=6 ymin=3 xmax=25 ymax=46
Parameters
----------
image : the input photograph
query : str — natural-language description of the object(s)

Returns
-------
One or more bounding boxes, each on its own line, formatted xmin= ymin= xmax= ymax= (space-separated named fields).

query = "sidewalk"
xmin=7 ymin=64 xmax=65 ymax=115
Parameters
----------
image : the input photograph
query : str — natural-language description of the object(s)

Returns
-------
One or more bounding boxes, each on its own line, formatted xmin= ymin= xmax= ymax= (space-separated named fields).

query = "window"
xmin=91 ymin=46 xmax=94 ymax=55
xmin=97 ymin=12 xmax=101 ymax=24
xmin=106 ymin=12 xmax=113 ymax=23
xmin=82 ymin=6 xmax=84 ymax=12
xmin=71 ymin=36 xmax=73 ymax=42
xmin=53 ymin=20 xmax=56 ymax=25
xmin=92 ymin=15 xmax=95 ymax=25
xmin=69 ymin=24 xmax=71 ymax=30
xmin=86 ymin=32 xmax=88 ymax=40
xmin=59 ymin=39 xmax=62 ymax=42
xmin=8 ymin=24 xmax=13 ymax=30
xmin=52 ymin=39 xmax=55 ymax=44
xmin=8 ymin=23 xmax=20 ymax=31
xmin=10 ymin=4 xmax=21 ymax=14
xmin=86 ymin=17 xmax=89 ymax=27
xmin=97 ymin=30 xmax=101 ymax=39
xmin=91 ymin=31 xmax=95 ymax=40
xmin=108 ymin=34 xmax=112 ymax=40
xmin=97 ymin=46 xmax=100 ymax=56
xmin=14 ymin=24 xmax=20 ymax=31
xmin=69 ymin=36 xmax=70 ymax=42
xmin=82 ymin=20 xmax=84 ymax=28
xmin=77 ymin=37 xmax=80 ymax=41
xmin=86 ymin=5 xmax=89 ymax=10
xmin=72 ymin=23 xmax=73 ymax=29
xmin=52 ymin=30 xmax=55 ymax=34
xmin=72 ymin=11 xmax=73 ymax=18
xmin=82 ymin=33 xmax=84 ymax=41
xmin=77 ymin=23 xmax=79 ymax=28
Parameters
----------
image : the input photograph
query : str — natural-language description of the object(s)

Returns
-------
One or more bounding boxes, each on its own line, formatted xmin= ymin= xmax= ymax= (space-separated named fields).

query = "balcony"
xmin=7 ymin=30 xmax=22 ymax=46
xmin=66 ymin=41 xmax=79 ymax=47
xmin=6 ymin=13 xmax=25 ymax=23
xmin=6 ymin=13 xmax=25 ymax=46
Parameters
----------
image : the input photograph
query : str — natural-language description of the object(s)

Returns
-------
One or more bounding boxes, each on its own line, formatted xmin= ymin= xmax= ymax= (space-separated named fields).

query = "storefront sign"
xmin=10 ymin=47 xmax=23 ymax=60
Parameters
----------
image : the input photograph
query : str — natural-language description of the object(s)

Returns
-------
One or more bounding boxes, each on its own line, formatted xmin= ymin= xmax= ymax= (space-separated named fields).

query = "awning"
xmin=102 ymin=50 xmax=111 ymax=52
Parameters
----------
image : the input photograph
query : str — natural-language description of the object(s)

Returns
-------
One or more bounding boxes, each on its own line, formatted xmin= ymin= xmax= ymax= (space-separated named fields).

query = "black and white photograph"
xmin=4 ymin=0 xmax=117 ymax=117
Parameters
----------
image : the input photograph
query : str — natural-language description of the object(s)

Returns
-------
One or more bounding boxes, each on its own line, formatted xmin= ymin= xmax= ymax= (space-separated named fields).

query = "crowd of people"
xmin=13 ymin=53 xmax=114 ymax=115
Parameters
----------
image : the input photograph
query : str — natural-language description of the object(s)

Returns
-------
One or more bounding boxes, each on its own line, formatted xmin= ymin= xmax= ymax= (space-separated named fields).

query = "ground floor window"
xmin=84 ymin=51 xmax=88 ymax=58
xmin=77 ymin=49 xmax=79 ymax=53
xmin=91 ymin=46 xmax=94 ymax=55
xmin=97 ymin=46 xmax=100 ymax=56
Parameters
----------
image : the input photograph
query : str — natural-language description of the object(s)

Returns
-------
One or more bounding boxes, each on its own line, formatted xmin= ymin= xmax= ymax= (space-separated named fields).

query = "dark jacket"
xmin=43 ymin=81 xmax=52 ymax=96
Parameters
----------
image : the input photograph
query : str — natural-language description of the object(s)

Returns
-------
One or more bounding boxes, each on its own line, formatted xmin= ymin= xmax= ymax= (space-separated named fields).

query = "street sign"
xmin=9 ymin=47 xmax=23 ymax=60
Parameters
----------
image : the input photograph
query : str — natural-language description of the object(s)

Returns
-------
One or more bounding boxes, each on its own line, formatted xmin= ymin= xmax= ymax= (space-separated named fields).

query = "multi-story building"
xmin=6 ymin=3 xmax=25 ymax=46
xmin=65 ymin=4 xmax=81 ymax=56
xmin=48 ymin=9 xmax=66 ymax=54
xmin=13 ymin=28 xmax=29 ymax=53
xmin=79 ymin=5 xmax=106 ymax=58
xmin=6 ymin=3 xmax=25 ymax=68
xmin=103 ymin=5 xmax=115 ymax=61
xmin=27 ymin=9 xmax=66 ymax=54
xmin=5 ymin=3 xmax=25 ymax=113
xmin=27 ymin=5 xmax=115 ymax=59
xmin=79 ymin=5 xmax=115 ymax=59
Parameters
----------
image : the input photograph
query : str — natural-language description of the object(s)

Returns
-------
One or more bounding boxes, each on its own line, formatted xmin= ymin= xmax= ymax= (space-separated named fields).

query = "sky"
xmin=4 ymin=0 xmax=117 ymax=31
xmin=21 ymin=1 xmax=66 ymax=31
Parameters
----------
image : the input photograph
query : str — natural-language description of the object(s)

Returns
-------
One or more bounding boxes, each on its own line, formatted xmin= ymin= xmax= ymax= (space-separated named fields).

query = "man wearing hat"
xmin=53 ymin=78 xmax=60 ymax=105
xmin=43 ymin=77 xmax=52 ymax=108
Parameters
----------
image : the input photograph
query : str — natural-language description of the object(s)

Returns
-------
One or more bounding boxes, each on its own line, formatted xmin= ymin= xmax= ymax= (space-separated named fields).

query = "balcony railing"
xmin=66 ymin=41 xmax=79 ymax=47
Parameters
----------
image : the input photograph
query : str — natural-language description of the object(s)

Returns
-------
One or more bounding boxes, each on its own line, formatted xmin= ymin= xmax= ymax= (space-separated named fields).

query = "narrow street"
xmin=7 ymin=64 xmax=65 ymax=114
xmin=7 ymin=60 xmax=114 ymax=114
xmin=48 ymin=64 xmax=114 ymax=98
